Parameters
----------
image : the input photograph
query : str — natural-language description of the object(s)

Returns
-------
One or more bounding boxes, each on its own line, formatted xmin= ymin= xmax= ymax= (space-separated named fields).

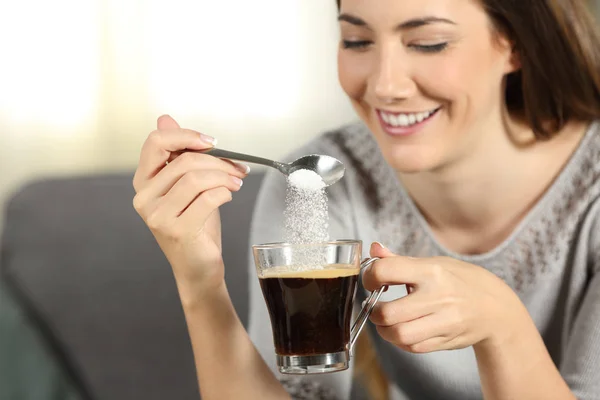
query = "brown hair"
xmin=336 ymin=0 xmax=600 ymax=139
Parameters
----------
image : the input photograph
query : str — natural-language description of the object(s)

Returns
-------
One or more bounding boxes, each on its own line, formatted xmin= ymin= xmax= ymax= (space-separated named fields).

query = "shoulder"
xmin=586 ymin=197 xmax=600 ymax=272
xmin=555 ymin=121 xmax=600 ymax=229
xmin=525 ymin=121 xmax=600 ymax=276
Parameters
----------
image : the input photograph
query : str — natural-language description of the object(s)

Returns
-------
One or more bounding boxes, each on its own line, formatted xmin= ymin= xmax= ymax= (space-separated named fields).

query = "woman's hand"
xmin=362 ymin=242 xmax=531 ymax=354
xmin=132 ymin=115 xmax=250 ymax=304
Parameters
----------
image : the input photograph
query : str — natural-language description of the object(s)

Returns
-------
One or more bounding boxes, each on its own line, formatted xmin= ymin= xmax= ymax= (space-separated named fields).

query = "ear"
xmin=506 ymin=45 xmax=522 ymax=74
xmin=499 ymin=36 xmax=521 ymax=74
xmin=495 ymin=33 xmax=522 ymax=75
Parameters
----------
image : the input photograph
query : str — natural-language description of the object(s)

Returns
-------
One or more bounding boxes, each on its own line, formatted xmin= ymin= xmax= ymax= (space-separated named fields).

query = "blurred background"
xmin=0 ymin=0 xmax=358 ymax=232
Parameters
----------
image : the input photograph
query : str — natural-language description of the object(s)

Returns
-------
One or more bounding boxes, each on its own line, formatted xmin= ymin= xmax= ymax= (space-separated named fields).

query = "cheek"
xmin=416 ymin=45 xmax=503 ymax=121
xmin=337 ymin=50 xmax=370 ymax=101
xmin=416 ymin=50 xmax=477 ymax=106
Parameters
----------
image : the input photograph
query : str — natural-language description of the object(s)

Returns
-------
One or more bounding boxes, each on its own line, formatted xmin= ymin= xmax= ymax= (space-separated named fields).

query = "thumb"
xmin=157 ymin=114 xmax=181 ymax=130
xmin=369 ymin=242 xmax=396 ymax=258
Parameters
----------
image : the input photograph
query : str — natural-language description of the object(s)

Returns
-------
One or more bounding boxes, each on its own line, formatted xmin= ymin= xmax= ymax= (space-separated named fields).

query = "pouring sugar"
xmin=284 ymin=169 xmax=329 ymax=268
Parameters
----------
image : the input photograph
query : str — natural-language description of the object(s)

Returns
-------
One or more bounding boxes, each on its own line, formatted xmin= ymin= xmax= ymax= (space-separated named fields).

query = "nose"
xmin=372 ymin=45 xmax=416 ymax=103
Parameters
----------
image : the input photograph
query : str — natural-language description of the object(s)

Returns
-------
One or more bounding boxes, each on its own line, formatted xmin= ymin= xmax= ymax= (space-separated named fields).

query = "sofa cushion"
xmin=0 ymin=171 xmax=264 ymax=400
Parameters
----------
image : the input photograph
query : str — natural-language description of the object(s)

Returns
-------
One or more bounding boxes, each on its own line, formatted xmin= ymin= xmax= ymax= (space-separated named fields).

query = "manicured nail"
xmin=200 ymin=133 xmax=217 ymax=146
xmin=374 ymin=241 xmax=386 ymax=249
xmin=234 ymin=162 xmax=251 ymax=174
xmin=231 ymin=176 xmax=243 ymax=187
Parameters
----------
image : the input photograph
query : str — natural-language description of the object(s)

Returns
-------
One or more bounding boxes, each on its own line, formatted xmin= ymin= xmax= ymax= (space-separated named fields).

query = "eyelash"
xmin=412 ymin=43 xmax=448 ymax=53
xmin=342 ymin=40 xmax=448 ymax=53
xmin=342 ymin=40 xmax=371 ymax=49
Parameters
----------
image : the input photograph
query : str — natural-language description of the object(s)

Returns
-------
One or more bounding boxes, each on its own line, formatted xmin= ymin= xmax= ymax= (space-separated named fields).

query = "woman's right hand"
xmin=132 ymin=115 xmax=249 ymax=305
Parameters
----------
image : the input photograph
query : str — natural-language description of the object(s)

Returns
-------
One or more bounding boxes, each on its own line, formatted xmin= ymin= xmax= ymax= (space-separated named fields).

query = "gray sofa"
xmin=0 ymin=171 xmax=265 ymax=400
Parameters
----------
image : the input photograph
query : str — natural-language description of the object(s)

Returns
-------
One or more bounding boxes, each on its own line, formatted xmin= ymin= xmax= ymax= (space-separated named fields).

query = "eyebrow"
xmin=337 ymin=13 xmax=456 ymax=31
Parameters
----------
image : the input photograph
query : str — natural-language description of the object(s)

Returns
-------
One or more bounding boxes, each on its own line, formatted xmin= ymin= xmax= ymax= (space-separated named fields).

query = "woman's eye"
xmin=342 ymin=40 xmax=371 ymax=50
xmin=411 ymin=43 xmax=448 ymax=53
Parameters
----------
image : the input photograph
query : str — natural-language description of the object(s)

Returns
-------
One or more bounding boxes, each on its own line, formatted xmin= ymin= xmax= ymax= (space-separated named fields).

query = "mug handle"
xmin=349 ymin=257 xmax=387 ymax=355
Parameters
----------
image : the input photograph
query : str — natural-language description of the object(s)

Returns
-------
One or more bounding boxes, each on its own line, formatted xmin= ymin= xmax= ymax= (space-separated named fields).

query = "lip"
xmin=376 ymin=107 xmax=441 ymax=137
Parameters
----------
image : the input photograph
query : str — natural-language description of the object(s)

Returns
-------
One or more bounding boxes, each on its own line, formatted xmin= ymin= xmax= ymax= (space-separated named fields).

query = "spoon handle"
xmin=198 ymin=148 xmax=289 ymax=174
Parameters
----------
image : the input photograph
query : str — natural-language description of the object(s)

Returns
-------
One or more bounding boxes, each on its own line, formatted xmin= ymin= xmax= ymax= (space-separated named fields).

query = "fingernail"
xmin=361 ymin=299 xmax=367 ymax=308
xmin=234 ymin=162 xmax=251 ymax=174
xmin=200 ymin=133 xmax=217 ymax=146
xmin=231 ymin=176 xmax=243 ymax=187
xmin=374 ymin=241 xmax=386 ymax=249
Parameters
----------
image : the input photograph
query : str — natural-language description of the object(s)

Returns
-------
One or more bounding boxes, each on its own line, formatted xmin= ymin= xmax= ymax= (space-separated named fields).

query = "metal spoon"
xmin=197 ymin=148 xmax=345 ymax=186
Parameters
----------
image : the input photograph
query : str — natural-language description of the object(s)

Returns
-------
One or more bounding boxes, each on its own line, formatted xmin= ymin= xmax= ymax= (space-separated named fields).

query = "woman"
xmin=132 ymin=0 xmax=600 ymax=399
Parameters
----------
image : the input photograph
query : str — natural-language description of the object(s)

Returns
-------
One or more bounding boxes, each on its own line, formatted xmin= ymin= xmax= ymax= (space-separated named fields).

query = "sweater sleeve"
xmin=559 ymin=200 xmax=600 ymax=399
xmin=246 ymin=138 xmax=357 ymax=400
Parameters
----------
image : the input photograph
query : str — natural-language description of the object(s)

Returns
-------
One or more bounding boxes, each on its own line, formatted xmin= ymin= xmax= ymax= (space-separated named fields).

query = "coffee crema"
xmin=259 ymin=265 xmax=359 ymax=356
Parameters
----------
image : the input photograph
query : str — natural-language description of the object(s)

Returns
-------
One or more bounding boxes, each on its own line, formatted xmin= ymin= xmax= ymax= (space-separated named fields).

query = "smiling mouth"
xmin=378 ymin=107 xmax=441 ymax=128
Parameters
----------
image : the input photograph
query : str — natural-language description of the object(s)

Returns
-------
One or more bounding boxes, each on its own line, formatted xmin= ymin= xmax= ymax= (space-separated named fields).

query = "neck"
xmin=398 ymin=114 xmax=588 ymax=254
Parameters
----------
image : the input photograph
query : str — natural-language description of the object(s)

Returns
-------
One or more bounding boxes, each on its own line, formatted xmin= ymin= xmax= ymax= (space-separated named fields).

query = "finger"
xmin=369 ymin=292 xmax=439 ymax=326
xmin=134 ymin=128 xmax=216 ymax=190
xmin=156 ymin=170 xmax=242 ymax=219
xmin=156 ymin=115 xmax=217 ymax=148
xmin=403 ymin=336 xmax=448 ymax=354
xmin=179 ymin=186 xmax=233 ymax=225
xmin=362 ymin=256 xmax=431 ymax=291
xmin=376 ymin=314 xmax=442 ymax=348
xmin=133 ymin=118 xmax=217 ymax=191
xmin=166 ymin=151 xmax=252 ymax=176
xmin=157 ymin=114 xmax=180 ymax=130
xmin=369 ymin=241 xmax=396 ymax=258
xmin=136 ymin=152 xmax=249 ymax=206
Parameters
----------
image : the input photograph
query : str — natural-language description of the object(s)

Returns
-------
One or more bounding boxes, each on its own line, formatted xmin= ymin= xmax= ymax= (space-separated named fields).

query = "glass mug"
xmin=252 ymin=240 xmax=385 ymax=374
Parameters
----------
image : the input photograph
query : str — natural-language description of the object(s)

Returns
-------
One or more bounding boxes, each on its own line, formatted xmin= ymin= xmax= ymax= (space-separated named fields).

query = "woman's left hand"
xmin=362 ymin=242 xmax=531 ymax=354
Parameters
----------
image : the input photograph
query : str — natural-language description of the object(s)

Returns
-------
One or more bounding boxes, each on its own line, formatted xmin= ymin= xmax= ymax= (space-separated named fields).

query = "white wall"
xmin=0 ymin=0 xmax=358 ymax=230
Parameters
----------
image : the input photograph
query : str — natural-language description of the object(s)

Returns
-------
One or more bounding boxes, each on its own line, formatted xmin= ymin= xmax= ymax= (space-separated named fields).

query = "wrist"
xmin=178 ymin=279 xmax=230 ymax=312
xmin=476 ymin=301 xmax=535 ymax=353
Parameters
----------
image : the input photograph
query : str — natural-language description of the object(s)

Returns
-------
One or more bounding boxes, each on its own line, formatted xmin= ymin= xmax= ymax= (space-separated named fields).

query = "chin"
xmin=364 ymin=123 xmax=445 ymax=175
xmin=381 ymin=146 xmax=443 ymax=174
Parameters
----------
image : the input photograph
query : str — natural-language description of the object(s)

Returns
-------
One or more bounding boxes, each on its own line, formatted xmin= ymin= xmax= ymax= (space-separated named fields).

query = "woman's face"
xmin=338 ymin=0 xmax=518 ymax=173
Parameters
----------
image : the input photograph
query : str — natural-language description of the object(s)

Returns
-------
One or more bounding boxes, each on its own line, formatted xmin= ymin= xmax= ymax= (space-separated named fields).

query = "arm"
xmin=474 ymin=267 xmax=600 ymax=400
xmin=363 ymin=243 xmax=586 ymax=400
xmin=473 ymin=305 xmax=576 ymax=400
xmin=475 ymin=209 xmax=600 ymax=400
xmin=133 ymin=115 xmax=289 ymax=400
xmin=181 ymin=282 xmax=290 ymax=400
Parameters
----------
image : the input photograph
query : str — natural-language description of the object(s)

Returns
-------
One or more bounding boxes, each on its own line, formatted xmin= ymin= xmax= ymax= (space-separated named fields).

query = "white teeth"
xmin=380 ymin=108 xmax=437 ymax=127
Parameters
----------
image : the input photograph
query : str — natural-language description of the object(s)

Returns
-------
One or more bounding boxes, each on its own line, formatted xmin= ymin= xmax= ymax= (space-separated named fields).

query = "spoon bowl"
xmin=288 ymin=154 xmax=345 ymax=186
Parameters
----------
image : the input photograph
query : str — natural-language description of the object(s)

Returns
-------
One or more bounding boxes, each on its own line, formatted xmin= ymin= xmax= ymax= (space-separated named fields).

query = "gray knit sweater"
xmin=248 ymin=121 xmax=600 ymax=400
